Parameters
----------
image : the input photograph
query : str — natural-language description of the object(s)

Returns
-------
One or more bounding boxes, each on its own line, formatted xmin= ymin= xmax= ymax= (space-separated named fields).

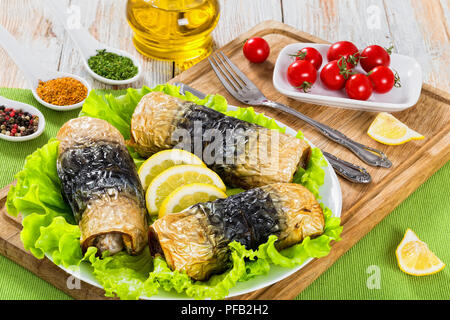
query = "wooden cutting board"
xmin=0 ymin=21 xmax=449 ymax=300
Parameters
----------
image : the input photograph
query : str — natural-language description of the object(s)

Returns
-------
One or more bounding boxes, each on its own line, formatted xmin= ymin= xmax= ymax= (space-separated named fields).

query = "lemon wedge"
xmin=138 ymin=149 xmax=204 ymax=191
xmin=367 ymin=112 xmax=424 ymax=145
xmin=158 ymin=183 xmax=227 ymax=218
xmin=396 ymin=229 xmax=445 ymax=276
xmin=145 ymin=164 xmax=226 ymax=215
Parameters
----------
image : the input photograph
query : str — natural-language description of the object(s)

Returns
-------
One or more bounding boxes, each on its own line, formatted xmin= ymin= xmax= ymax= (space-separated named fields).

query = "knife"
xmin=174 ymin=82 xmax=372 ymax=184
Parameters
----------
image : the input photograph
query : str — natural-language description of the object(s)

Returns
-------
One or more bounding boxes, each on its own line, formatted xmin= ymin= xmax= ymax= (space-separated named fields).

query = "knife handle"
xmin=174 ymin=82 xmax=207 ymax=99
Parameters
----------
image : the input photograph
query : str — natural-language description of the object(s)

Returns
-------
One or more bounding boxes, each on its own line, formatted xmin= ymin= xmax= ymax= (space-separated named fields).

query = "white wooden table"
xmin=0 ymin=0 xmax=448 ymax=92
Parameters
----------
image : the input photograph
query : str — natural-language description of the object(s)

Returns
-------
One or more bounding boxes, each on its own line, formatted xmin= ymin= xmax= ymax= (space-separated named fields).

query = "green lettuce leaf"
xmin=84 ymin=247 xmax=158 ymax=300
xmin=293 ymin=147 xmax=328 ymax=198
xmin=6 ymin=139 xmax=71 ymax=220
xmin=147 ymin=242 xmax=249 ymax=300
xmin=6 ymin=139 xmax=76 ymax=261
xmin=6 ymin=83 xmax=342 ymax=300
xmin=35 ymin=216 xmax=83 ymax=267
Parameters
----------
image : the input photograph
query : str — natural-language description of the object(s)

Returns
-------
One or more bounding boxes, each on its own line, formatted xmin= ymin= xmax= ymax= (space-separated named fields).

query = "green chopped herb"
xmin=88 ymin=49 xmax=138 ymax=81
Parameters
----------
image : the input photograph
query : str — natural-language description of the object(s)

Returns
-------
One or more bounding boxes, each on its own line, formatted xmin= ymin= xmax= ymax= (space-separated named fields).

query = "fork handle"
xmin=261 ymin=100 xmax=392 ymax=168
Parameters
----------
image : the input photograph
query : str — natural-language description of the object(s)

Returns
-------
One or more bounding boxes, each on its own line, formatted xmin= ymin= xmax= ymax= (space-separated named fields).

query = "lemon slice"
xmin=138 ymin=149 xmax=204 ymax=191
xmin=367 ymin=112 xmax=424 ymax=145
xmin=146 ymin=165 xmax=226 ymax=215
xmin=396 ymin=229 xmax=445 ymax=276
xmin=158 ymin=183 xmax=227 ymax=218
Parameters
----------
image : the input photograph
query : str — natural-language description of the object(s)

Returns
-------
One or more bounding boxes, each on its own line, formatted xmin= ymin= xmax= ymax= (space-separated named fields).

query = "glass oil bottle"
xmin=126 ymin=0 xmax=220 ymax=70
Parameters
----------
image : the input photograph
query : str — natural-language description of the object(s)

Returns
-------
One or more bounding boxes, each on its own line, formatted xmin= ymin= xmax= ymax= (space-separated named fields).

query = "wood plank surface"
xmin=0 ymin=0 xmax=69 ymax=88
xmin=0 ymin=1 xmax=448 ymax=91
xmin=0 ymin=0 xmax=173 ymax=91
xmin=1 ymin=20 xmax=449 ymax=300
xmin=383 ymin=0 xmax=449 ymax=91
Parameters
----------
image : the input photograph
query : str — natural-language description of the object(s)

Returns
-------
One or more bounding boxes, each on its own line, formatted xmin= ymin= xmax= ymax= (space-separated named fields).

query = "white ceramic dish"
xmin=31 ymin=72 xmax=91 ymax=112
xmin=48 ymin=106 xmax=343 ymax=299
xmin=273 ymin=43 xmax=422 ymax=112
xmin=0 ymin=96 xmax=46 ymax=142
xmin=81 ymin=46 xmax=142 ymax=86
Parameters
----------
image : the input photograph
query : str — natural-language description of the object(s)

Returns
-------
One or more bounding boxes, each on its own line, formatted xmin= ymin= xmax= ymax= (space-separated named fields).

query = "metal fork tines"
xmin=208 ymin=51 xmax=392 ymax=169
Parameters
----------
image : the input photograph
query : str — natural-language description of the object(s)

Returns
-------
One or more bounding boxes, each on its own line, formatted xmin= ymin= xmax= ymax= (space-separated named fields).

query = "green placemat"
xmin=0 ymin=88 xmax=448 ymax=300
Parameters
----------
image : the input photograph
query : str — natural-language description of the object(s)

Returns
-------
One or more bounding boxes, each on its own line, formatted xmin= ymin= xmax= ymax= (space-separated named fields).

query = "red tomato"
xmin=327 ymin=41 xmax=359 ymax=68
xmin=293 ymin=47 xmax=323 ymax=70
xmin=360 ymin=45 xmax=392 ymax=73
xmin=243 ymin=37 xmax=270 ymax=63
xmin=287 ymin=60 xmax=317 ymax=92
xmin=345 ymin=74 xmax=373 ymax=100
xmin=368 ymin=66 xmax=400 ymax=93
xmin=320 ymin=58 xmax=353 ymax=90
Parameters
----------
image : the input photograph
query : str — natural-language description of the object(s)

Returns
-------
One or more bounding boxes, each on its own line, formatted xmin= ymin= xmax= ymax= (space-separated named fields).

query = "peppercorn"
xmin=0 ymin=105 xmax=39 ymax=138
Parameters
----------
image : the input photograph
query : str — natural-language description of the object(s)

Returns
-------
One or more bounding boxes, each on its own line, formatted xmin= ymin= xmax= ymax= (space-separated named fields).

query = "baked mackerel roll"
xmin=57 ymin=117 xmax=148 ymax=255
xmin=130 ymin=92 xmax=311 ymax=189
xmin=149 ymin=183 xmax=324 ymax=281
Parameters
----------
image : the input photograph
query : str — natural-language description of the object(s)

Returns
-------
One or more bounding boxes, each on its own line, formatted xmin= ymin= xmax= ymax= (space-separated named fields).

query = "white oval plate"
xmin=273 ymin=43 xmax=422 ymax=112
xmin=50 ymin=106 xmax=342 ymax=299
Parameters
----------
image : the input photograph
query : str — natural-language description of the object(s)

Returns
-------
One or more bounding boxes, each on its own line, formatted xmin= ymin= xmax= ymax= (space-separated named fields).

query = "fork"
xmin=208 ymin=51 xmax=392 ymax=169
xmin=174 ymin=82 xmax=372 ymax=184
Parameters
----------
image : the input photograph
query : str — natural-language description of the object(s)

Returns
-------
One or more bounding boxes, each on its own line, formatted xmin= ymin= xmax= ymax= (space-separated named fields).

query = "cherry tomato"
xmin=243 ymin=37 xmax=270 ymax=63
xmin=345 ymin=74 xmax=373 ymax=100
xmin=320 ymin=58 xmax=353 ymax=90
xmin=327 ymin=41 xmax=359 ymax=68
xmin=360 ymin=45 xmax=392 ymax=73
xmin=287 ymin=60 xmax=317 ymax=92
xmin=368 ymin=66 xmax=400 ymax=93
xmin=293 ymin=47 xmax=323 ymax=70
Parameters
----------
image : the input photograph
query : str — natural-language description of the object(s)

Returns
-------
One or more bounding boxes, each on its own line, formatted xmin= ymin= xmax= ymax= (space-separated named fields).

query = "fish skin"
xmin=130 ymin=92 xmax=311 ymax=190
xmin=149 ymin=183 xmax=324 ymax=281
xmin=57 ymin=117 xmax=148 ymax=255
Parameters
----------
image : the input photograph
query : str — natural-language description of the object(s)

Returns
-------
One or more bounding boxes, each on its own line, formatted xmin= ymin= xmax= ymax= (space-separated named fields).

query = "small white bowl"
xmin=31 ymin=73 xmax=91 ymax=112
xmin=82 ymin=46 xmax=142 ymax=86
xmin=273 ymin=43 xmax=423 ymax=112
xmin=0 ymin=96 xmax=46 ymax=142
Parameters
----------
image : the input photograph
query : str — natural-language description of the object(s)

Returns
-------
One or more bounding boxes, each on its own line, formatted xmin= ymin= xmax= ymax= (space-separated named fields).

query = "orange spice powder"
xmin=36 ymin=77 xmax=88 ymax=106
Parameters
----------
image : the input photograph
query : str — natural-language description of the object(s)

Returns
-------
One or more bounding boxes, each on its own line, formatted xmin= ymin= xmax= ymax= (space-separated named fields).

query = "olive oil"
xmin=126 ymin=0 xmax=220 ymax=70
